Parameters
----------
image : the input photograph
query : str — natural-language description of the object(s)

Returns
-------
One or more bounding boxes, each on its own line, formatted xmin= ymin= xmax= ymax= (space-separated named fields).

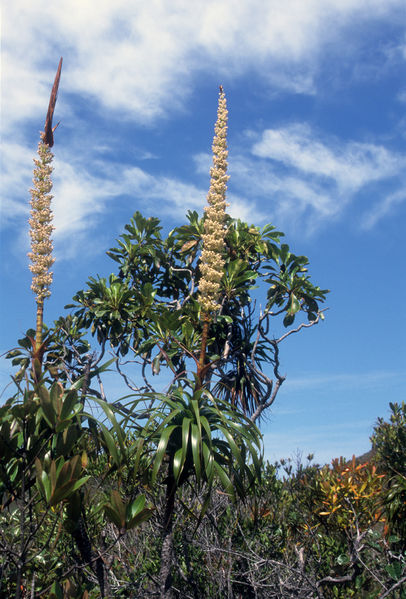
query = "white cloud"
xmin=3 ymin=117 xmax=405 ymax=259
xmin=2 ymin=0 xmax=405 ymax=133
xmin=194 ymin=147 xmax=338 ymax=232
xmin=1 ymin=143 xmax=121 ymax=236
xmin=252 ymin=124 xmax=402 ymax=190
xmin=224 ymin=153 xmax=337 ymax=234
xmin=242 ymin=124 xmax=406 ymax=231
xmin=1 ymin=143 xmax=34 ymax=225
xmin=2 ymin=0 xmax=405 ymax=247
xmin=52 ymin=160 xmax=122 ymax=238
xmin=226 ymin=194 xmax=266 ymax=223
xmin=120 ymin=166 xmax=205 ymax=213
xmin=1 ymin=143 xmax=209 ymax=258
xmin=361 ymin=188 xmax=406 ymax=229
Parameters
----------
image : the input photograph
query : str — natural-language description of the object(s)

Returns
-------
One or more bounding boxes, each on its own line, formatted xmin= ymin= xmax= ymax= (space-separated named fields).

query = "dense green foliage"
xmin=371 ymin=402 xmax=406 ymax=552
xmin=1 ymin=386 xmax=405 ymax=597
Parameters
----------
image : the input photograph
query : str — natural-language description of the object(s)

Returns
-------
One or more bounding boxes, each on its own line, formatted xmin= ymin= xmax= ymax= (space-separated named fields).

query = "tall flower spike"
xmin=28 ymin=141 xmax=55 ymax=304
xmin=28 ymin=58 xmax=62 ymax=354
xmin=198 ymin=86 xmax=229 ymax=314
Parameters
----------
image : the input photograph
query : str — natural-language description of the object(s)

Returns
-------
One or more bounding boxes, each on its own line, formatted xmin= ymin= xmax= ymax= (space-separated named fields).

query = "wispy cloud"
xmin=252 ymin=124 xmax=401 ymax=189
xmin=4 ymin=115 xmax=405 ymax=261
xmin=283 ymin=370 xmax=404 ymax=392
xmin=361 ymin=188 xmax=406 ymax=229
xmin=1 ymin=142 xmax=208 ymax=259
xmin=228 ymin=153 xmax=335 ymax=232
xmin=1 ymin=143 xmax=35 ymax=225
xmin=120 ymin=167 xmax=204 ymax=213
xmin=3 ymin=0 xmax=405 ymax=132
xmin=234 ymin=123 xmax=406 ymax=232
xmin=2 ymin=1 xmax=406 ymax=250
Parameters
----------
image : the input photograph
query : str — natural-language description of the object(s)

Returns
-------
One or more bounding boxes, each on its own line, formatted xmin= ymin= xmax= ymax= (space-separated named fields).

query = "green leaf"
xmin=199 ymin=414 xmax=212 ymax=443
xmin=94 ymin=398 xmax=126 ymax=456
xmin=125 ymin=495 xmax=153 ymax=528
xmin=173 ymin=447 xmax=184 ymax=483
xmin=50 ymin=476 xmax=90 ymax=506
xmin=202 ymin=441 xmax=214 ymax=482
xmin=386 ymin=562 xmax=402 ymax=581
xmin=190 ymin=399 xmax=202 ymax=435
xmin=388 ymin=535 xmax=401 ymax=544
xmin=173 ymin=417 xmax=191 ymax=483
xmin=49 ymin=581 xmax=63 ymax=599
xmin=152 ymin=424 xmax=177 ymax=483
xmin=217 ymin=315 xmax=233 ymax=324
xmin=99 ymin=423 xmax=120 ymax=467
xmin=283 ymin=313 xmax=295 ymax=327
xmin=38 ymin=386 xmax=56 ymax=427
xmin=127 ymin=494 xmax=145 ymax=521
xmin=152 ymin=354 xmax=161 ymax=375
xmin=105 ymin=490 xmax=126 ymax=529
xmin=32 ymin=357 xmax=42 ymax=382
xmin=213 ymin=462 xmax=233 ymax=496
xmin=60 ymin=389 xmax=79 ymax=421
xmin=50 ymin=460 xmax=57 ymax=496
xmin=190 ymin=422 xmax=201 ymax=484
xmin=216 ymin=424 xmax=245 ymax=471
xmin=50 ymin=382 xmax=64 ymax=415
xmin=127 ymin=508 xmax=153 ymax=529
xmin=35 ymin=458 xmax=50 ymax=500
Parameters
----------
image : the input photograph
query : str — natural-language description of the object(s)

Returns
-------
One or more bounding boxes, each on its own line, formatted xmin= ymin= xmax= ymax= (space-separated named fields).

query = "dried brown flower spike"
xmin=43 ymin=57 xmax=63 ymax=147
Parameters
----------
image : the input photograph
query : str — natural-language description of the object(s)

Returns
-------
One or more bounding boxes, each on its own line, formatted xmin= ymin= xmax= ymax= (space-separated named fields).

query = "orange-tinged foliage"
xmin=315 ymin=455 xmax=386 ymax=529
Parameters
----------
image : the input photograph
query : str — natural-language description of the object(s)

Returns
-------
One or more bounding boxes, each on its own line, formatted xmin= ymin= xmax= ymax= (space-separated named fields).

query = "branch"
xmin=316 ymin=573 xmax=355 ymax=586
xmin=250 ymin=338 xmax=285 ymax=423
xmin=248 ymin=310 xmax=327 ymax=422
xmin=114 ymin=353 xmax=150 ymax=394
xmin=379 ymin=575 xmax=406 ymax=598
xmin=274 ymin=309 xmax=327 ymax=345
xmin=170 ymin=267 xmax=195 ymax=307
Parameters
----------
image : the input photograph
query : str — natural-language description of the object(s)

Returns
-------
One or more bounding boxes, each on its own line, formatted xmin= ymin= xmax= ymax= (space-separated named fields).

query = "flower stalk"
xmin=28 ymin=58 xmax=62 ymax=356
xmin=28 ymin=141 xmax=55 ymax=353
xmin=197 ymin=86 xmax=229 ymax=384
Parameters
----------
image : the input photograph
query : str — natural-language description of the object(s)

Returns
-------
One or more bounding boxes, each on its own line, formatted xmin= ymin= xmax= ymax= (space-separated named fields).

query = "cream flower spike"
xmin=28 ymin=58 xmax=62 ymax=353
xmin=199 ymin=86 xmax=229 ymax=314
xmin=28 ymin=141 xmax=55 ymax=304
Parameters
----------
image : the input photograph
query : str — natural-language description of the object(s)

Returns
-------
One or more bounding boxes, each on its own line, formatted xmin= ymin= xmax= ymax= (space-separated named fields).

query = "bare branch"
xmin=379 ymin=575 xmax=406 ymax=598
xmin=275 ymin=310 xmax=328 ymax=345
xmin=250 ymin=338 xmax=285 ymax=423
xmin=171 ymin=267 xmax=195 ymax=307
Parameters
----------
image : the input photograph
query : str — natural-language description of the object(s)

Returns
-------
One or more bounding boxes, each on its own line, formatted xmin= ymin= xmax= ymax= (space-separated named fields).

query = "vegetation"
xmin=1 ymin=60 xmax=405 ymax=598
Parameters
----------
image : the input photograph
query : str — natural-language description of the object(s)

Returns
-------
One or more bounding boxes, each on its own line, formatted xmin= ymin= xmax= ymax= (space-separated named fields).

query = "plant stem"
xmin=197 ymin=314 xmax=210 ymax=389
xmin=35 ymin=301 xmax=44 ymax=355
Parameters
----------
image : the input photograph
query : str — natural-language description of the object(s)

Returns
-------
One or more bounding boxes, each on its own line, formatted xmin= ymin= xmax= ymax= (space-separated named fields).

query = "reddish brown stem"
xmin=196 ymin=314 xmax=211 ymax=390
xmin=35 ymin=301 xmax=44 ymax=356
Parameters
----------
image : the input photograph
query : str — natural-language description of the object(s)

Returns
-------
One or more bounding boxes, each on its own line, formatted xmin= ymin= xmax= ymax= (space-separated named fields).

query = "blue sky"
xmin=1 ymin=0 xmax=406 ymax=465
